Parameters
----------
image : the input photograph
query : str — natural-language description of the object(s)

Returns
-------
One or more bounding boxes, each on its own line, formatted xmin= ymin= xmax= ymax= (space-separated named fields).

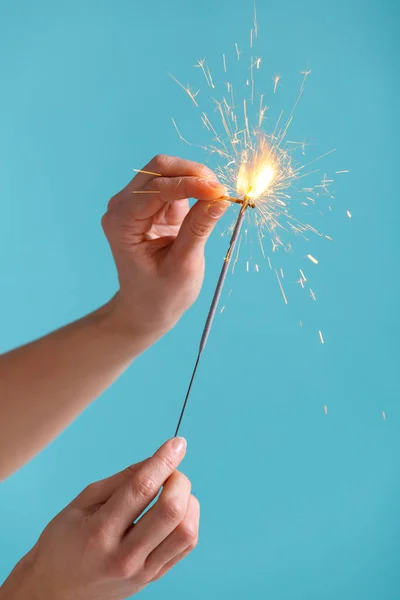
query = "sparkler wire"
xmin=174 ymin=201 xmax=248 ymax=436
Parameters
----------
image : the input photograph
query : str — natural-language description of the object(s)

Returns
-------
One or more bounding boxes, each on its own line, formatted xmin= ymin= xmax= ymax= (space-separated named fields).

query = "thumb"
xmin=170 ymin=199 xmax=230 ymax=261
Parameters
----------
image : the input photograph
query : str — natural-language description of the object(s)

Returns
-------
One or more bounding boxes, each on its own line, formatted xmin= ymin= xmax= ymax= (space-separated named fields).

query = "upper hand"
xmin=1 ymin=438 xmax=198 ymax=600
xmin=102 ymin=154 xmax=228 ymax=340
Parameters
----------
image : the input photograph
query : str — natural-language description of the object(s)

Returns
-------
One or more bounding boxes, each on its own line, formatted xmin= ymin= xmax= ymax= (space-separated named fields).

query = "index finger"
xmin=95 ymin=437 xmax=187 ymax=538
xmin=130 ymin=154 xmax=218 ymax=189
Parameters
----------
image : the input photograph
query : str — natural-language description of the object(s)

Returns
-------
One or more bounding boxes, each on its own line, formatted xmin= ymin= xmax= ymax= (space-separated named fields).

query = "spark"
xmin=235 ymin=42 xmax=241 ymax=60
xmin=133 ymin=168 xmax=162 ymax=177
xmin=275 ymin=268 xmax=288 ymax=304
xmin=194 ymin=58 xmax=215 ymax=89
xmin=346 ymin=210 xmax=352 ymax=218
xmin=132 ymin=190 xmax=160 ymax=194
xmin=171 ymin=117 xmax=192 ymax=145
xmin=336 ymin=170 xmax=349 ymax=174
xmin=220 ymin=306 xmax=225 ymax=314
xmin=324 ymin=405 xmax=328 ymax=414
xmin=253 ymin=1 xmax=258 ymax=38
xmin=169 ymin=73 xmax=199 ymax=106
xmin=382 ymin=411 xmax=386 ymax=421
xmin=171 ymin=4 xmax=348 ymax=436
xmin=168 ymin=13 xmax=345 ymax=318
xmin=307 ymin=254 xmax=319 ymax=264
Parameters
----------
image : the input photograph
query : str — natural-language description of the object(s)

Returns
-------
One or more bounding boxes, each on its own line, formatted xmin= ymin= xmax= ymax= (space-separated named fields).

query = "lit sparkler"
xmin=164 ymin=3 xmax=349 ymax=432
xmin=175 ymin=143 xmax=277 ymax=436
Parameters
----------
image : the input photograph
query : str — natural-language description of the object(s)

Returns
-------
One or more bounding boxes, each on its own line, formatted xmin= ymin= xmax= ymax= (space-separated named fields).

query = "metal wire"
xmin=174 ymin=202 xmax=248 ymax=436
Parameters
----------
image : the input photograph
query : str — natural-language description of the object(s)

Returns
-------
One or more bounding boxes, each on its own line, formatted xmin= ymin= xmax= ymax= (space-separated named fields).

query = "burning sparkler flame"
xmin=236 ymin=138 xmax=277 ymax=201
xmin=237 ymin=161 xmax=276 ymax=200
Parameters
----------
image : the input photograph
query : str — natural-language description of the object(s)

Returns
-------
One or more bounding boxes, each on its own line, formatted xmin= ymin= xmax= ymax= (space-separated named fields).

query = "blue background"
xmin=1 ymin=0 xmax=399 ymax=598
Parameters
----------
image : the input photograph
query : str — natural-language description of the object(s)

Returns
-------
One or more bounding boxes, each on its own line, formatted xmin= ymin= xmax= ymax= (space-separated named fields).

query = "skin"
xmin=0 ymin=154 xmax=228 ymax=480
xmin=0 ymin=155 xmax=229 ymax=597
xmin=1 ymin=438 xmax=198 ymax=600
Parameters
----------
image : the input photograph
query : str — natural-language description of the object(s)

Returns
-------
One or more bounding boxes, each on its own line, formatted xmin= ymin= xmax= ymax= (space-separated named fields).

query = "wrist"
xmin=96 ymin=294 xmax=172 ymax=354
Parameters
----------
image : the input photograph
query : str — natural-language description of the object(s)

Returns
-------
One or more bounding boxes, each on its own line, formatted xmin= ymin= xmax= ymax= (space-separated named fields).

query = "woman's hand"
xmin=1 ymin=438 xmax=198 ymax=600
xmin=103 ymin=154 xmax=229 ymax=339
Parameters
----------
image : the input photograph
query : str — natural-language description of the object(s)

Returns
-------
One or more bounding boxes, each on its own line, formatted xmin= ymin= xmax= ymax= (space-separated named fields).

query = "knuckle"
xmin=178 ymin=521 xmax=198 ymax=545
xmin=139 ymin=564 xmax=156 ymax=585
xmin=135 ymin=474 xmax=158 ymax=499
xmin=188 ymin=216 xmax=211 ymax=239
xmin=107 ymin=194 xmax=119 ymax=211
xmin=84 ymin=480 xmax=102 ymax=497
xmin=154 ymin=452 xmax=176 ymax=473
xmin=158 ymin=496 xmax=186 ymax=524
xmin=110 ymin=555 xmax=137 ymax=580
xmin=87 ymin=520 xmax=111 ymax=551
xmin=152 ymin=154 xmax=171 ymax=171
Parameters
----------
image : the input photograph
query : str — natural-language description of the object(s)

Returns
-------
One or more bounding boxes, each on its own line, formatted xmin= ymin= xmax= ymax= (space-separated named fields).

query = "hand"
xmin=102 ymin=154 xmax=228 ymax=340
xmin=1 ymin=438 xmax=199 ymax=600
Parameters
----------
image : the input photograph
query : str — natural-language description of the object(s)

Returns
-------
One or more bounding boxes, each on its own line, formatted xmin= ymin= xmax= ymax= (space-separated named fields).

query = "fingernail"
xmin=208 ymin=200 xmax=230 ymax=218
xmin=172 ymin=437 xmax=187 ymax=454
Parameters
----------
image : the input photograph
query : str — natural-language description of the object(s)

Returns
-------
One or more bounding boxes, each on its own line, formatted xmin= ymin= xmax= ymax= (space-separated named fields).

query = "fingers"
xmin=122 ymin=470 xmax=191 ymax=556
xmin=144 ymin=494 xmax=200 ymax=580
xmin=94 ymin=437 xmax=187 ymax=537
xmin=71 ymin=461 xmax=146 ymax=510
xmin=119 ymin=176 xmax=226 ymax=225
xmin=131 ymin=154 xmax=219 ymax=188
xmin=169 ymin=198 xmax=230 ymax=263
xmin=107 ymin=154 xmax=226 ymax=230
xmin=151 ymin=176 xmax=226 ymax=203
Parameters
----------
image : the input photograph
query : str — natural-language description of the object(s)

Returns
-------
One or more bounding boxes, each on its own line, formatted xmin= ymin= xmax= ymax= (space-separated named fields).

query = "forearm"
xmin=0 ymin=295 xmax=156 ymax=479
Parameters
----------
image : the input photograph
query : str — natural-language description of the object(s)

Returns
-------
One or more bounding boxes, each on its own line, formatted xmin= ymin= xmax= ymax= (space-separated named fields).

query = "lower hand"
xmin=1 ymin=438 xmax=198 ymax=600
xmin=102 ymin=154 xmax=229 ymax=341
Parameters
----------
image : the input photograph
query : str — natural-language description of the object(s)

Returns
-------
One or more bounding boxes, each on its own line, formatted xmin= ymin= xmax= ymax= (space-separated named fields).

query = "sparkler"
xmin=162 ymin=3 xmax=351 ymax=432
xmin=175 ymin=142 xmax=278 ymax=436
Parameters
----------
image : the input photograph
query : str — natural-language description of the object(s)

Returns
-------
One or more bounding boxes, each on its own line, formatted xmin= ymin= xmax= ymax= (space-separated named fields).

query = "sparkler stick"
xmin=174 ymin=199 xmax=251 ymax=436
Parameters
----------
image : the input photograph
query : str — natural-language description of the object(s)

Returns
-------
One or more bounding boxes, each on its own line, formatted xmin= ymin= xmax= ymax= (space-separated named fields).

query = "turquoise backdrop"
xmin=0 ymin=1 xmax=399 ymax=598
